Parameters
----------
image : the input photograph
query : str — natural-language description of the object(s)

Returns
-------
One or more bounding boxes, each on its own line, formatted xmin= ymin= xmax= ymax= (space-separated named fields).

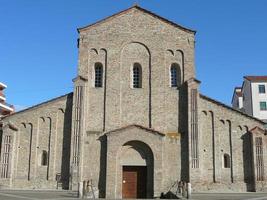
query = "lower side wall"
xmin=1 ymin=177 xmax=267 ymax=193
xmin=193 ymin=181 xmax=252 ymax=192
xmin=0 ymin=178 xmax=64 ymax=190
xmin=193 ymin=181 xmax=267 ymax=192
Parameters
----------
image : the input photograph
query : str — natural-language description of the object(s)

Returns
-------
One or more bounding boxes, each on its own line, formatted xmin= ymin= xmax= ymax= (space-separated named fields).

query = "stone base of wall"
xmin=0 ymin=179 xmax=11 ymax=189
xmin=255 ymin=182 xmax=267 ymax=192
xmin=0 ymin=179 xmax=65 ymax=190
xmin=193 ymin=181 xmax=252 ymax=192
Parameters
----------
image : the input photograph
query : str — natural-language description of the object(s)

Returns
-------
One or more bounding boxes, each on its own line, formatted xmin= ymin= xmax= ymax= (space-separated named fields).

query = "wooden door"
xmin=122 ymin=166 xmax=147 ymax=199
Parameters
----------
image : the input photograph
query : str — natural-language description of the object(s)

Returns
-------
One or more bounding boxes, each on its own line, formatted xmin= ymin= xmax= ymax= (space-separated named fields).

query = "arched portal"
xmin=119 ymin=140 xmax=154 ymax=199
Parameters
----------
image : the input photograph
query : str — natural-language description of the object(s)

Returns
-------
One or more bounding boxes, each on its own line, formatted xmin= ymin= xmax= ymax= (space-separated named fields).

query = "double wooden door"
xmin=122 ymin=166 xmax=147 ymax=198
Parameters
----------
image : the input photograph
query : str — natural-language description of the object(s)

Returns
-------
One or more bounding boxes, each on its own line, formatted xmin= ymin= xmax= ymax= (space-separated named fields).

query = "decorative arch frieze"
xmin=220 ymin=119 xmax=225 ymax=124
xmin=165 ymin=49 xmax=184 ymax=85
xmin=120 ymin=41 xmax=152 ymax=128
xmin=166 ymin=49 xmax=174 ymax=56
xmin=201 ymin=110 xmax=207 ymax=116
xmin=176 ymin=49 xmax=184 ymax=83
xmin=226 ymin=120 xmax=234 ymax=183
xmin=16 ymin=122 xmax=33 ymax=180
xmin=90 ymin=48 xmax=98 ymax=55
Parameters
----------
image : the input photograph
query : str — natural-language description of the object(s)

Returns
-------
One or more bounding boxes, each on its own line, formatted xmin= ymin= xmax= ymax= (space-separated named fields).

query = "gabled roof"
xmin=250 ymin=126 xmax=267 ymax=135
xmin=78 ymin=5 xmax=196 ymax=34
xmin=200 ymin=93 xmax=265 ymax=124
xmin=2 ymin=92 xmax=73 ymax=119
xmin=105 ymin=124 xmax=165 ymax=137
xmin=244 ymin=76 xmax=267 ymax=82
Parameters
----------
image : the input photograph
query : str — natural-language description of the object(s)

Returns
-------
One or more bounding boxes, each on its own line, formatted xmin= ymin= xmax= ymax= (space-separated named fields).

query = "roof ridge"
xmin=244 ymin=75 xmax=267 ymax=82
xmin=2 ymin=92 xmax=73 ymax=119
xmin=78 ymin=5 xmax=196 ymax=34
xmin=199 ymin=93 xmax=265 ymax=124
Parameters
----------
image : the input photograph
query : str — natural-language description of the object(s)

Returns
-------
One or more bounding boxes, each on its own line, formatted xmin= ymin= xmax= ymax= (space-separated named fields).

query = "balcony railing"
xmin=0 ymin=101 xmax=14 ymax=112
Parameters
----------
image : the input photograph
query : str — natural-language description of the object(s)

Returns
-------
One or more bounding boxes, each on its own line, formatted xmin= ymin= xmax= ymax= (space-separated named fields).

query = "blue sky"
xmin=0 ymin=0 xmax=267 ymax=111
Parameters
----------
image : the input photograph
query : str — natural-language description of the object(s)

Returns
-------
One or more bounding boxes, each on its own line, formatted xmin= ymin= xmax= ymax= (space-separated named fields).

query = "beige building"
xmin=232 ymin=76 xmax=267 ymax=123
xmin=0 ymin=6 xmax=267 ymax=198
xmin=0 ymin=82 xmax=14 ymax=118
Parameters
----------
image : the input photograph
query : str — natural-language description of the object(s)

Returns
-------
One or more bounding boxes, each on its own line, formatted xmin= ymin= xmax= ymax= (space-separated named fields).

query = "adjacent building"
xmin=0 ymin=6 xmax=267 ymax=198
xmin=0 ymin=82 xmax=14 ymax=118
xmin=232 ymin=76 xmax=267 ymax=123
xmin=0 ymin=82 xmax=14 ymax=170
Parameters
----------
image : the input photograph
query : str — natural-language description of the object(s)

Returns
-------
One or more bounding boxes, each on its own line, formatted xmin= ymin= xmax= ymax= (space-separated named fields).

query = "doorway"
xmin=122 ymin=166 xmax=147 ymax=198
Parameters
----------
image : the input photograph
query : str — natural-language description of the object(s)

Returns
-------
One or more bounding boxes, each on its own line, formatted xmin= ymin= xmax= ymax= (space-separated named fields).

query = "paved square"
xmin=191 ymin=193 xmax=267 ymax=200
xmin=0 ymin=190 xmax=78 ymax=200
xmin=0 ymin=190 xmax=267 ymax=200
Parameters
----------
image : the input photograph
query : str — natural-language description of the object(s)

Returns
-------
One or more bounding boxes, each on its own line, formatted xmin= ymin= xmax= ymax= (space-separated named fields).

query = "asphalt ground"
xmin=0 ymin=190 xmax=266 ymax=200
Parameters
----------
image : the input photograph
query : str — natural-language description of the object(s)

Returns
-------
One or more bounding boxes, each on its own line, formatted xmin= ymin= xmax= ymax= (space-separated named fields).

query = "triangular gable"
xmin=250 ymin=126 xmax=267 ymax=135
xmin=78 ymin=5 xmax=196 ymax=34
xmin=105 ymin=124 xmax=165 ymax=137
xmin=3 ymin=122 xmax=18 ymax=131
xmin=72 ymin=75 xmax=88 ymax=83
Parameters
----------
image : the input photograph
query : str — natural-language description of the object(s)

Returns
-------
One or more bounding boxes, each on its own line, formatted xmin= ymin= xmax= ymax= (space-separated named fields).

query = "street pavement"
xmin=0 ymin=190 xmax=78 ymax=200
xmin=190 ymin=192 xmax=267 ymax=200
xmin=0 ymin=190 xmax=266 ymax=200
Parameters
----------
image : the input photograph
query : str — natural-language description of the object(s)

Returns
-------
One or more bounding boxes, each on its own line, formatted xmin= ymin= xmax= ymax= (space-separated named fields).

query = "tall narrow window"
xmin=132 ymin=63 xmax=142 ymax=88
xmin=170 ymin=63 xmax=181 ymax=87
xmin=41 ymin=150 xmax=48 ymax=166
xmin=94 ymin=62 xmax=103 ymax=88
xmin=223 ymin=153 xmax=230 ymax=168
xmin=259 ymin=85 xmax=266 ymax=94
xmin=260 ymin=101 xmax=267 ymax=111
xmin=1 ymin=135 xmax=11 ymax=178
xmin=255 ymin=137 xmax=264 ymax=181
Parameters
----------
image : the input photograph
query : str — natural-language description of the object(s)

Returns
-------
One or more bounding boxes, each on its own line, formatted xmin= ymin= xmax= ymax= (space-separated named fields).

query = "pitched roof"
xmin=2 ymin=92 xmax=73 ymax=119
xmin=250 ymin=126 xmax=267 ymax=135
xmin=200 ymin=93 xmax=265 ymax=124
xmin=244 ymin=76 xmax=267 ymax=82
xmin=78 ymin=5 xmax=196 ymax=34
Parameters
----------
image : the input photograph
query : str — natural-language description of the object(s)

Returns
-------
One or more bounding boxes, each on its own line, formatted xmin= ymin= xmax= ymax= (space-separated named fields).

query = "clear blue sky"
xmin=1 ymin=0 xmax=267 ymax=111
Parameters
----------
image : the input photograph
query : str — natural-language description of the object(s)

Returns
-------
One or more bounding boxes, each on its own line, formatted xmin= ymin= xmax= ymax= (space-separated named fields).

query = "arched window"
xmin=170 ymin=63 xmax=181 ymax=87
xmin=132 ymin=63 xmax=142 ymax=88
xmin=41 ymin=150 xmax=48 ymax=166
xmin=223 ymin=153 xmax=230 ymax=168
xmin=94 ymin=62 xmax=103 ymax=88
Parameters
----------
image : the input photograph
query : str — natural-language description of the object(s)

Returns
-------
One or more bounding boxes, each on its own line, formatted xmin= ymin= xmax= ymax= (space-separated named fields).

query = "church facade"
xmin=0 ymin=6 xmax=267 ymax=198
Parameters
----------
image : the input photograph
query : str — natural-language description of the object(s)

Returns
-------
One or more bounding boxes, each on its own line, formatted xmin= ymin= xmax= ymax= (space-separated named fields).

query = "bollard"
xmin=78 ymin=181 xmax=84 ymax=198
xmin=186 ymin=182 xmax=191 ymax=199
xmin=178 ymin=181 xmax=182 ymax=194
xmin=182 ymin=182 xmax=186 ymax=197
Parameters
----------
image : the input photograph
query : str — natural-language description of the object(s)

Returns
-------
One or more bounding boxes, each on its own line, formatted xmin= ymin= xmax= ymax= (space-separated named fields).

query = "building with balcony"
xmin=232 ymin=76 xmax=267 ymax=123
xmin=0 ymin=82 xmax=14 ymax=169
xmin=0 ymin=82 xmax=14 ymax=118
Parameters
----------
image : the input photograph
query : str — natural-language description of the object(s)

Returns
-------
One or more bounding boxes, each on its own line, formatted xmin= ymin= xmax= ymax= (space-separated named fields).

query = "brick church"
xmin=0 ymin=5 xmax=266 ymax=198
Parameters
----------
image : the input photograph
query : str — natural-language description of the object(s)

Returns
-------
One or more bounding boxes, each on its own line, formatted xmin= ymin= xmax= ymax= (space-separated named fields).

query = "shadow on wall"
xmin=242 ymin=131 xmax=255 ymax=192
xmin=98 ymin=135 xmax=107 ymax=198
xmin=0 ymin=128 xmax=2 ymax=161
xmin=60 ymin=93 xmax=73 ymax=190
xmin=179 ymin=83 xmax=189 ymax=182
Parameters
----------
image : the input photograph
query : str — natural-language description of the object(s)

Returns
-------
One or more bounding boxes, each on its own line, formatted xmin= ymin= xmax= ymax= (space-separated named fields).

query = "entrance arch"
xmin=104 ymin=125 xmax=164 ymax=199
xmin=119 ymin=141 xmax=154 ymax=198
